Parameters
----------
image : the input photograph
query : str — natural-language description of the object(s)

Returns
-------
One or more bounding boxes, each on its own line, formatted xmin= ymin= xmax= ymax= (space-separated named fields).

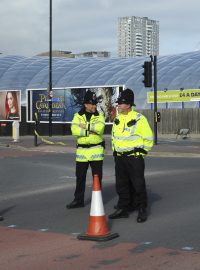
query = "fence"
xmin=139 ymin=108 xmax=200 ymax=134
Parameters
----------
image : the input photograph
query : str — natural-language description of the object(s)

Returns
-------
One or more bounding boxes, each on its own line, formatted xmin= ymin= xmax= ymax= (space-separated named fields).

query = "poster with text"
xmin=27 ymin=86 xmax=122 ymax=123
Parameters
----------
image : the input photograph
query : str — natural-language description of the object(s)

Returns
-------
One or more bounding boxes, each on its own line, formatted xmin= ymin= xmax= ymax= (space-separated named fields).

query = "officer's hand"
xmin=79 ymin=123 xmax=86 ymax=129
xmin=89 ymin=130 xmax=97 ymax=135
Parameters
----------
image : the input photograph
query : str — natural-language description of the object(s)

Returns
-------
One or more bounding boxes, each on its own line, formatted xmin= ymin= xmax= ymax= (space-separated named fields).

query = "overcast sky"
xmin=0 ymin=0 xmax=200 ymax=57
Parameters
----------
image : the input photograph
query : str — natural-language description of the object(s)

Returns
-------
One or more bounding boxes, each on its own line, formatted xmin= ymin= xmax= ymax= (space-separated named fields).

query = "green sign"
xmin=147 ymin=89 xmax=200 ymax=103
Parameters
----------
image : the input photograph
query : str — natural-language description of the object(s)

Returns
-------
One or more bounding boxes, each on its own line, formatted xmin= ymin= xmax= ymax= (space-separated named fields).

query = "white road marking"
xmin=181 ymin=246 xmax=194 ymax=251
xmin=39 ymin=228 xmax=49 ymax=232
xmin=8 ymin=225 xmax=17 ymax=228
xmin=71 ymin=232 xmax=81 ymax=236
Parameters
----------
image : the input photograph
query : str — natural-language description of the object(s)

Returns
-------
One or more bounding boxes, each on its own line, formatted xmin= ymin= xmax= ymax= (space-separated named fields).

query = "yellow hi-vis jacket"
xmin=71 ymin=109 xmax=105 ymax=162
xmin=112 ymin=110 xmax=153 ymax=156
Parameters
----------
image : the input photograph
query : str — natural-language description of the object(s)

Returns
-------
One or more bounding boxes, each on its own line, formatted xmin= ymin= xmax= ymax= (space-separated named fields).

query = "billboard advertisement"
xmin=0 ymin=90 xmax=21 ymax=121
xmin=147 ymin=89 xmax=200 ymax=103
xmin=27 ymin=85 xmax=123 ymax=123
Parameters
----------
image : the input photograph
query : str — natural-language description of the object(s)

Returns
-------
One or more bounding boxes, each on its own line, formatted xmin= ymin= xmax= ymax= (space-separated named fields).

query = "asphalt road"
xmin=0 ymin=149 xmax=200 ymax=249
xmin=1 ymin=146 xmax=200 ymax=269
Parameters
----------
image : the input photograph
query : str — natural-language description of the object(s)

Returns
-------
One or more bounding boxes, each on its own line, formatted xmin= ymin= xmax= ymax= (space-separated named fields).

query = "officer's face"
xmin=85 ymin=103 xmax=97 ymax=113
xmin=117 ymin=103 xmax=131 ymax=114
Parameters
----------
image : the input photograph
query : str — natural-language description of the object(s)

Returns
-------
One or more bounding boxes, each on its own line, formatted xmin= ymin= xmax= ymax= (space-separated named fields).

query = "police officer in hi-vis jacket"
xmin=109 ymin=88 xmax=153 ymax=222
xmin=66 ymin=90 xmax=105 ymax=209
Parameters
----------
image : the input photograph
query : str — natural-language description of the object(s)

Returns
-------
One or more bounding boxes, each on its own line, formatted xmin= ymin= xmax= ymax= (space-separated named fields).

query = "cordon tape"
xmin=34 ymin=112 xmax=67 ymax=146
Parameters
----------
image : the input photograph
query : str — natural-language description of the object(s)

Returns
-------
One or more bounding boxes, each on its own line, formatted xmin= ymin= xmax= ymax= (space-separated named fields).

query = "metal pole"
xmin=34 ymin=114 xmax=39 ymax=147
xmin=153 ymin=56 xmax=158 ymax=145
xmin=49 ymin=0 xmax=53 ymax=137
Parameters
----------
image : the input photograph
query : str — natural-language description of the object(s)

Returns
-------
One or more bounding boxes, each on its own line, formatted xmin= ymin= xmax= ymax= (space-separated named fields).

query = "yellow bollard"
xmin=12 ymin=121 xmax=20 ymax=142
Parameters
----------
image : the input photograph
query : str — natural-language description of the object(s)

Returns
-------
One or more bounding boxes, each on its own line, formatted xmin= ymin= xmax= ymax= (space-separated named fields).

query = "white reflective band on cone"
xmin=90 ymin=191 xmax=105 ymax=216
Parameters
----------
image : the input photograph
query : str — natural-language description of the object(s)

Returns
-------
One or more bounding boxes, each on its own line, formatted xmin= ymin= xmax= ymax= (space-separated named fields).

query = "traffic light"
xmin=142 ymin=61 xmax=152 ymax=87
xmin=156 ymin=112 xmax=161 ymax=122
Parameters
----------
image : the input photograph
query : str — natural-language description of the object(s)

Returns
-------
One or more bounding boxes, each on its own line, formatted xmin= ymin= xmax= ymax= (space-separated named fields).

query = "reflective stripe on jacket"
xmin=71 ymin=110 xmax=105 ymax=161
xmin=112 ymin=110 xmax=153 ymax=156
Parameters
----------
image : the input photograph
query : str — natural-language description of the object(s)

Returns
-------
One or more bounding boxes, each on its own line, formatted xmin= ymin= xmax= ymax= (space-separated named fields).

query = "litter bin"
xmin=12 ymin=121 xmax=20 ymax=142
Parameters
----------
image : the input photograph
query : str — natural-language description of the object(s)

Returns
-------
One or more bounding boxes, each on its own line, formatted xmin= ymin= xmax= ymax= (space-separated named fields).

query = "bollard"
xmin=34 ymin=112 xmax=39 ymax=146
xmin=12 ymin=121 xmax=20 ymax=142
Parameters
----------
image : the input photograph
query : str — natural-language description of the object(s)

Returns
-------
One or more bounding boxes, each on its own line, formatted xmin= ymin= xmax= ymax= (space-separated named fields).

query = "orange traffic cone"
xmin=78 ymin=174 xmax=119 ymax=241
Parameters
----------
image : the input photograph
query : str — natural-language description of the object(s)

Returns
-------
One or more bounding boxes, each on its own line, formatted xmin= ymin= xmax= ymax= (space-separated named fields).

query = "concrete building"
xmin=118 ymin=16 xmax=159 ymax=57
xmin=36 ymin=50 xmax=110 ymax=58
xmin=75 ymin=51 xmax=110 ymax=58
xmin=37 ymin=50 xmax=75 ymax=58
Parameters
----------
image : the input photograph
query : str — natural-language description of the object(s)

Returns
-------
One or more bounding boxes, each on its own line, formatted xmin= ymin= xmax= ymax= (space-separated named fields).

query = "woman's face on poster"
xmin=7 ymin=92 xmax=15 ymax=110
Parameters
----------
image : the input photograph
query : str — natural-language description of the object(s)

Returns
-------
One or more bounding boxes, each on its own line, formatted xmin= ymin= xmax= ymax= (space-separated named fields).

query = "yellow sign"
xmin=147 ymin=89 xmax=200 ymax=103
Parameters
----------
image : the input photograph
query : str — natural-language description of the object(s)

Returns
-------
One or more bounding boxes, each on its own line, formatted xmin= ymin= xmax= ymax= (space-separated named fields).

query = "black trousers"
xmin=74 ymin=160 xmax=103 ymax=202
xmin=114 ymin=155 xmax=147 ymax=210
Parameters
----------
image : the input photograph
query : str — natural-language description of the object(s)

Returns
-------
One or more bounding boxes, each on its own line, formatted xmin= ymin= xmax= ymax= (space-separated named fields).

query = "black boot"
xmin=108 ymin=209 xmax=129 ymax=219
xmin=137 ymin=208 xmax=147 ymax=223
xmin=0 ymin=216 xmax=4 ymax=221
xmin=66 ymin=199 xmax=84 ymax=209
xmin=114 ymin=204 xmax=135 ymax=212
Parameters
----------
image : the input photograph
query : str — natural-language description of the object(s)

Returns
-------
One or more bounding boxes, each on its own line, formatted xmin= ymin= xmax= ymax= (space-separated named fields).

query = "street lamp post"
xmin=49 ymin=0 xmax=53 ymax=137
xmin=143 ymin=55 xmax=158 ymax=144
xmin=153 ymin=55 xmax=158 ymax=145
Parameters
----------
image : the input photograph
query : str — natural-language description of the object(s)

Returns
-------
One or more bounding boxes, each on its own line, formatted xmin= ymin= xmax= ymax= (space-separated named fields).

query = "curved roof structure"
xmin=1 ymin=51 xmax=200 ymax=109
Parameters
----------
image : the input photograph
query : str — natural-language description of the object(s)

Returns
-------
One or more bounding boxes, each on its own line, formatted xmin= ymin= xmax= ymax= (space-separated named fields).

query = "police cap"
xmin=83 ymin=90 xmax=98 ymax=105
xmin=117 ymin=88 xmax=135 ymax=106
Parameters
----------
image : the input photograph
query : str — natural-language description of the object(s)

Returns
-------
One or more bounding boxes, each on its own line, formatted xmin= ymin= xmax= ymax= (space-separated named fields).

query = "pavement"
xmin=0 ymin=133 xmax=200 ymax=158
xmin=1 ymin=226 xmax=200 ymax=270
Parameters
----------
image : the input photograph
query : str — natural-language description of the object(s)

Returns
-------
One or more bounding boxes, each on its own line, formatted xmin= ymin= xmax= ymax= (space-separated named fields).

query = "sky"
xmin=0 ymin=0 xmax=200 ymax=57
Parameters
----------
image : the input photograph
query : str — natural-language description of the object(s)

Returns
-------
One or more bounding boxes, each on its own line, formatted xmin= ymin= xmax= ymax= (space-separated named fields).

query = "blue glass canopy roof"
xmin=1 ymin=51 xmax=200 ymax=109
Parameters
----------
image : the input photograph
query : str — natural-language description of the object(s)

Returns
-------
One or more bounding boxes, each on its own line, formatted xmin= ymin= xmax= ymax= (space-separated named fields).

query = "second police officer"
xmin=66 ymin=90 xmax=105 ymax=209
xmin=109 ymin=88 xmax=153 ymax=222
